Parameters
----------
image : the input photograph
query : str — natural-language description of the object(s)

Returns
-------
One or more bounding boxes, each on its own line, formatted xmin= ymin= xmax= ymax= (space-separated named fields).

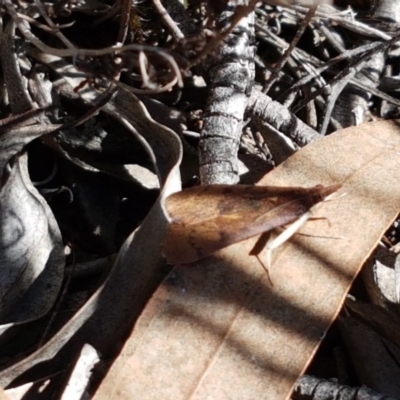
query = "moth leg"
xmin=249 ymin=233 xmax=274 ymax=284
xmin=256 ymin=255 xmax=273 ymax=285
xmin=251 ymin=190 xmax=343 ymax=277
xmin=265 ymin=211 xmax=312 ymax=269
xmin=250 ymin=212 xmax=312 ymax=281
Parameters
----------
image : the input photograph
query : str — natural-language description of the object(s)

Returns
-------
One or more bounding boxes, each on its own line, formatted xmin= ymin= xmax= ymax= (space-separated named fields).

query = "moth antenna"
xmin=296 ymin=232 xmax=347 ymax=241
xmin=324 ymin=191 xmax=346 ymax=202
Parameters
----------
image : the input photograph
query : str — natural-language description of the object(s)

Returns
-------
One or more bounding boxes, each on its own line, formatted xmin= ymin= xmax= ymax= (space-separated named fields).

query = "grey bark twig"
xmin=262 ymin=2 xmax=318 ymax=93
xmin=331 ymin=0 xmax=400 ymax=131
xmin=247 ymin=89 xmax=321 ymax=147
xmin=293 ymin=375 xmax=398 ymax=400
xmin=199 ymin=0 xmax=256 ymax=184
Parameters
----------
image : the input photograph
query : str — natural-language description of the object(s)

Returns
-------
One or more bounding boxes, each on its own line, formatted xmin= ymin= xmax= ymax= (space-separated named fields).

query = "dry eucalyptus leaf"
xmin=0 ymin=92 xmax=182 ymax=388
xmin=29 ymin=50 xmax=176 ymax=186
xmin=123 ymin=165 xmax=159 ymax=190
xmin=61 ymin=344 xmax=100 ymax=400
xmin=362 ymin=247 xmax=400 ymax=315
xmin=94 ymin=120 xmax=400 ymax=400
xmin=0 ymin=153 xmax=64 ymax=325
xmin=0 ymin=124 xmax=61 ymax=181
xmin=58 ymin=164 xmax=121 ymax=255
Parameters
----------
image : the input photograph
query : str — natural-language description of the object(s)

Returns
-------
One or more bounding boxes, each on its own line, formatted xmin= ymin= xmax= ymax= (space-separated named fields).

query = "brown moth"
xmin=161 ymin=184 xmax=341 ymax=265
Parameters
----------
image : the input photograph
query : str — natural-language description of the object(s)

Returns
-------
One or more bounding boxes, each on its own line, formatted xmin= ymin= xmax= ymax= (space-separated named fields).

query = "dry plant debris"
xmin=0 ymin=0 xmax=400 ymax=399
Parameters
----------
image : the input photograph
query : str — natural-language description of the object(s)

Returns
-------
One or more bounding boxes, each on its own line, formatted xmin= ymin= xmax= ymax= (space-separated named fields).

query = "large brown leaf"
xmin=93 ymin=119 xmax=400 ymax=400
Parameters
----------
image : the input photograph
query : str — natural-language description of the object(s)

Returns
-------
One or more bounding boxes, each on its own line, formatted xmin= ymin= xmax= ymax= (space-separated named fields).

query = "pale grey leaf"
xmin=0 ymin=90 xmax=182 ymax=388
xmin=0 ymin=152 xmax=64 ymax=323
xmin=0 ymin=124 xmax=61 ymax=181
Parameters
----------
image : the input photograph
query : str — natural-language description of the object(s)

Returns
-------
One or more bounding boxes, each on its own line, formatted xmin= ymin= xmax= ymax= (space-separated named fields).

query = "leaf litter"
xmin=0 ymin=0 xmax=400 ymax=399
xmin=94 ymin=120 xmax=400 ymax=400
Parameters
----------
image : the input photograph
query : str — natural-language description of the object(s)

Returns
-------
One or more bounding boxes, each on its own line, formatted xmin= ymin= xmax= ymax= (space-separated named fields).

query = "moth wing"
xmin=162 ymin=206 xmax=303 ymax=264
xmin=162 ymin=184 xmax=341 ymax=264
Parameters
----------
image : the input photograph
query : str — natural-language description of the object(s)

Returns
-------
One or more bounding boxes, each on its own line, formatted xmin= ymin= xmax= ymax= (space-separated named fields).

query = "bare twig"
xmin=4 ymin=0 xmax=183 ymax=91
xmin=263 ymin=2 xmax=319 ymax=93
xmin=153 ymin=0 xmax=185 ymax=41
xmin=293 ymin=375 xmax=398 ymax=400
xmin=199 ymin=0 xmax=256 ymax=184
xmin=33 ymin=0 xmax=75 ymax=50
xmin=117 ymin=0 xmax=132 ymax=44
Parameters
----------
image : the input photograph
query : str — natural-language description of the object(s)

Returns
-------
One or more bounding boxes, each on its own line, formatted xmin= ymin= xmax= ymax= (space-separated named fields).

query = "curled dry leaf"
xmin=0 ymin=90 xmax=182 ymax=388
xmin=362 ymin=247 xmax=400 ymax=313
xmin=0 ymin=123 xmax=64 ymax=326
xmin=94 ymin=120 xmax=400 ymax=400
xmin=0 ymin=153 xmax=64 ymax=324
xmin=29 ymin=50 xmax=181 ymax=187
xmin=0 ymin=124 xmax=61 ymax=180
xmin=61 ymin=344 xmax=100 ymax=400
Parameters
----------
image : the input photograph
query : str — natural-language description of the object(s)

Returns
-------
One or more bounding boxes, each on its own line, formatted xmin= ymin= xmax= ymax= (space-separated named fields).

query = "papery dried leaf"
xmin=94 ymin=120 xmax=400 ymax=400
xmin=0 ymin=153 xmax=64 ymax=324
xmin=0 ymin=88 xmax=182 ymax=388
xmin=0 ymin=124 xmax=61 ymax=181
